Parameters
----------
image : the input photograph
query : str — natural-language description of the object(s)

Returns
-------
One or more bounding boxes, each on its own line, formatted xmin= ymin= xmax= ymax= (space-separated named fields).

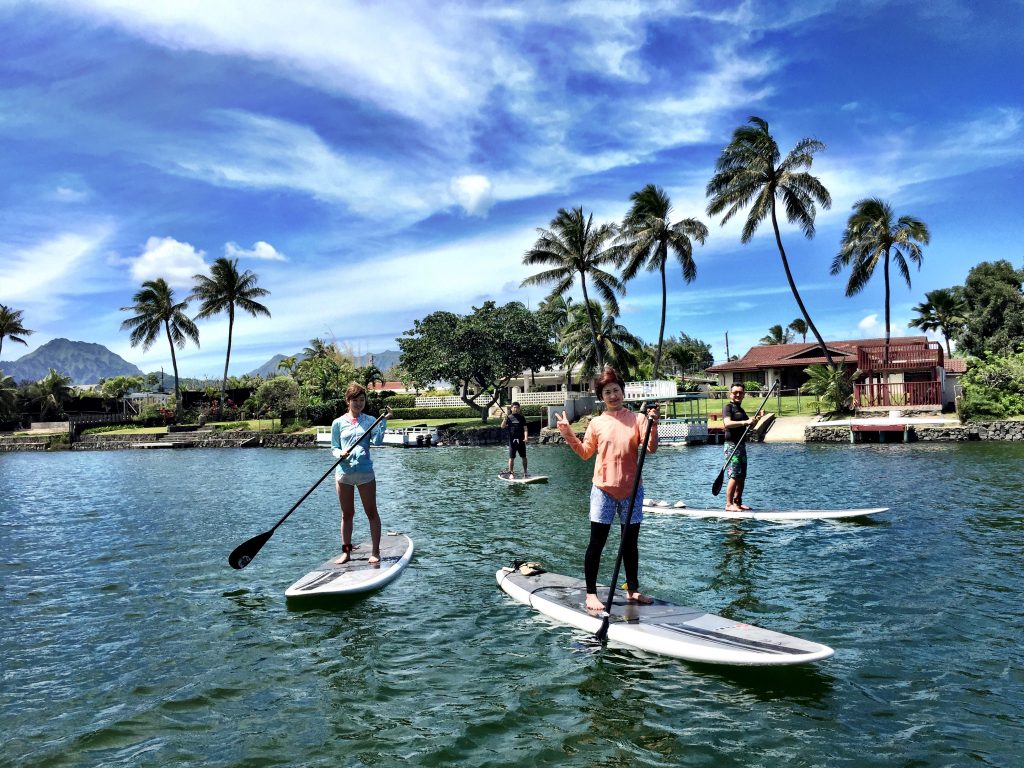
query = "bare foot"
xmin=334 ymin=552 xmax=351 ymax=564
xmin=725 ymin=504 xmax=741 ymax=512
xmin=368 ymin=553 xmax=380 ymax=565
xmin=626 ymin=592 xmax=654 ymax=605
xmin=585 ymin=594 xmax=605 ymax=612
xmin=738 ymin=503 xmax=752 ymax=511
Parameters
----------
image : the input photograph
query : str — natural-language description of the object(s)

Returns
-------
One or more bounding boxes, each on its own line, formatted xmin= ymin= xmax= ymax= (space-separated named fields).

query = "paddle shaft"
xmin=596 ymin=402 xmax=657 ymax=642
xmin=711 ymin=381 xmax=778 ymax=496
xmin=227 ymin=409 xmax=389 ymax=569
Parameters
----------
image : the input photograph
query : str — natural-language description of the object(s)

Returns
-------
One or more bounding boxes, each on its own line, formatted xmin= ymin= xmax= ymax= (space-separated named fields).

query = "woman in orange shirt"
xmin=556 ymin=368 xmax=659 ymax=611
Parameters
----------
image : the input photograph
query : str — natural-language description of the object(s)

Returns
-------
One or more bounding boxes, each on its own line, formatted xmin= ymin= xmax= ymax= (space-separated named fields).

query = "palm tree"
xmin=31 ymin=368 xmax=74 ymax=420
xmin=760 ymin=324 xmax=793 ymax=345
xmin=831 ymin=197 xmax=930 ymax=346
xmin=0 ymin=370 xmax=17 ymax=420
xmin=560 ymin=300 xmax=643 ymax=382
xmin=276 ymin=356 xmax=298 ymax=375
xmin=909 ymin=288 xmax=967 ymax=358
xmin=788 ymin=317 xmax=808 ymax=343
xmin=190 ymin=257 xmax=271 ymax=416
xmin=0 ymin=305 xmax=34 ymax=359
xmin=706 ymin=116 xmax=835 ymax=367
xmin=120 ymin=278 xmax=200 ymax=418
xmin=618 ymin=184 xmax=708 ymax=378
xmin=522 ymin=207 xmax=624 ymax=371
xmin=801 ymin=364 xmax=853 ymax=413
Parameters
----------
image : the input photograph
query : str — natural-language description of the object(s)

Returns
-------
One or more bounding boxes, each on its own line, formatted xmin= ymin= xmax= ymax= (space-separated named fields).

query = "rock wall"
xmin=806 ymin=421 xmax=1024 ymax=443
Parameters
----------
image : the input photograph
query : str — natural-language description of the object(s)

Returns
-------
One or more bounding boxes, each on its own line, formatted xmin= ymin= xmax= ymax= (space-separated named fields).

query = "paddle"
xmin=711 ymin=380 xmax=778 ymax=496
xmin=595 ymin=401 xmax=658 ymax=642
xmin=227 ymin=409 xmax=390 ymax=570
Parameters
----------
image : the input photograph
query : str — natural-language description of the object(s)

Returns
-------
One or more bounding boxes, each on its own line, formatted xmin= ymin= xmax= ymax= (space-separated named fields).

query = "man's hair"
xmin=511 ymin=401 xmax=520 ymax=407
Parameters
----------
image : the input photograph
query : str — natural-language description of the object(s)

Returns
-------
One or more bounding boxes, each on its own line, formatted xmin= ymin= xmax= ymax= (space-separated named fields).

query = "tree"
xmin=801 ymin=364 xmax=853 ymax=414
xmin=357 ymin=365 xmax=386 ymax=388
xmin=664 ymin=333 xmax=714 ymax=375
xmin=788 ymin=317 xmax=808 ymax=343
xmin=398 ymin=301 xmax=556 ymax=420
xmin=294 ymin=354 xmax=358 ymax=405
xmin=908 ymin=288 xmax=967 ymax=358
xmin=249 ymin=376 xmax=300 ymax=422
xmin=618 ymin=184 xmax=708 ymax=378
xmin=953 ymin=261 xmax=1024 ymax=357
xmin=99 ymin=375 xmax=145 ymax=401
xmin=521 ymin=207 xmax=624 ymax=371
xmin=277 ymin=356 xmax=298 ymax=374
xmin=28 ymin=368 xmax=74 ymax=420
xmin=120 ymin=278 xmax=200 ymax=418
xmin=0 ymin=305 xmax=34 ymax=359
xmin=0 ymin=370 xmax=16 ymax=420
xmin=559 ymin=300 xmax=643 ymax=383
xmin=190 ymin=257 xmax=271 ymax=416
xmin=760 ymin=324 xmax=793 ymax=345
xmin=706 ymin=116 xmax=835 ymax=367
xmin=831 ymin=197 xmax=930 ymax=346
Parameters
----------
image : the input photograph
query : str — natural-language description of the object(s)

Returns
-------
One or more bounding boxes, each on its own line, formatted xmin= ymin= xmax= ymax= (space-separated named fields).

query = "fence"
xmin=854 ymin=381 xmax=942 ymax=408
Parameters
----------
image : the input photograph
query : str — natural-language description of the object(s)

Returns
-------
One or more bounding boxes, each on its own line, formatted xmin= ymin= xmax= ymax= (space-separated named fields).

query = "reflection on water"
xmin=3 ymin=442 xmax=1024 ymax=767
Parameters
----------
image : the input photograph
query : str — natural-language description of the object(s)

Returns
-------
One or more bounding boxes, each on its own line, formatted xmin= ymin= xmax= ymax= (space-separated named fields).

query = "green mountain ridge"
xmin=1 ymin=338 xmax=144 ymax=385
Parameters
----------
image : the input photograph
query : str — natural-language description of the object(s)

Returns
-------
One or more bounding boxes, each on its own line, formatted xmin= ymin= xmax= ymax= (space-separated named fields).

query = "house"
xmin=707 ymin=336 xmax=961 ymax=410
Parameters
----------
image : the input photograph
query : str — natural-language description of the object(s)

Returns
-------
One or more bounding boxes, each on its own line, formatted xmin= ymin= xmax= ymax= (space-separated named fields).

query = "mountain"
xmin=0 ymin=338 xmax=144 ymax=384
xmin=246 ymin=349 xmax=401 ymax=378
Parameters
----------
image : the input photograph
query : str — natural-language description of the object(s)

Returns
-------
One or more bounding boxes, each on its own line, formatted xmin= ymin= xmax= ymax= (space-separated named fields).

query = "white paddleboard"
xmin=285 ymin=532 xmax=413 ymax=600
xmin=498 ymin=473 xmax=549 ymax=484
xmin=642 ymin=501 xmax=888 ymax=521
xmin=497 ymin=566 xmax=833 ymax=666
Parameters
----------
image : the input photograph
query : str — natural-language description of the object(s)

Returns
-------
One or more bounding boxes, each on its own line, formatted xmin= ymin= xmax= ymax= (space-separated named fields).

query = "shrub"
xmin=959 ymin=352 xmax=1024 ymax=421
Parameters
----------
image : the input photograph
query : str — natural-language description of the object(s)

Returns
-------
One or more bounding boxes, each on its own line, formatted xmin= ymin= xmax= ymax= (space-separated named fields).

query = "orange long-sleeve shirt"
xmin=558 ymin=408 xmax=657 ymax=500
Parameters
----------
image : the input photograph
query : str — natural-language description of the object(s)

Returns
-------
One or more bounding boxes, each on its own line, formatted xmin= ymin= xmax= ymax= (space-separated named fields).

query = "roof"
xmin=944 ymin=357 xmax=967 ymax=374
xmin=707 ymin=336 xmax=931 ymax=373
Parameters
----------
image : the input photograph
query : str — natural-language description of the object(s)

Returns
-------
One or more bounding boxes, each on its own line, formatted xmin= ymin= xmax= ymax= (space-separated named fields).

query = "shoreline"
xmin=3 ymin=417 xmax=1024 ymax=452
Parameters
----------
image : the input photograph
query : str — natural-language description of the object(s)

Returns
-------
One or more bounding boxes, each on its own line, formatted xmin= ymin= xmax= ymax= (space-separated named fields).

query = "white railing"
xmin=509 ymin=391 xmax=585 ymax=406
xmin=414 ymin=395 xmax=472 ymax=408
xmin=624 ymin=380 xmax=677 ymax=399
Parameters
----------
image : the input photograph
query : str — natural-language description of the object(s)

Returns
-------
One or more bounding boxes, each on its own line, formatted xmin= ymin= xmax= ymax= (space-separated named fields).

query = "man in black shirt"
xmin=501 ymin=401 xmax=529 ymax=478
xmin=722 ymin=383 xmax=764 ymax=511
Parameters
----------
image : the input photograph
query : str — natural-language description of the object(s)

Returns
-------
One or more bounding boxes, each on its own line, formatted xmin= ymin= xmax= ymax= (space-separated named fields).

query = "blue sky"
xmin=1 ymin=0 xmax=1022 ymax=379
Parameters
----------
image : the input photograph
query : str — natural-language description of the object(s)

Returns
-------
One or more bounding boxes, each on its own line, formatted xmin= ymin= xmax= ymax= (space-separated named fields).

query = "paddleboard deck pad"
xmin=498 ymin=473 xmax=549 ymax=484
xmin=643 ymin=502 xmax=888 ymax=521
xmin=496 ymin=566 xmax=833 ymax=666
xmin=286 ymin=533 xmax=413 ymax=599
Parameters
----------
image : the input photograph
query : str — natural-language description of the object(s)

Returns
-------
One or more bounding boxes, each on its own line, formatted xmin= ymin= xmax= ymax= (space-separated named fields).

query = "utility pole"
xmin=725 ymin=331 xmax=730 ymax=361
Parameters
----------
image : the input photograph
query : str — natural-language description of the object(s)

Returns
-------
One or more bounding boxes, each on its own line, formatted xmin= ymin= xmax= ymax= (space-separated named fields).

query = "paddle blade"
xmin=595 ymin=616 xmax=610 ymax=642
xmin=228 ymin=529 xmax=274 ymax=570
xmin=711 ymin=470 xmax=725 ymax=496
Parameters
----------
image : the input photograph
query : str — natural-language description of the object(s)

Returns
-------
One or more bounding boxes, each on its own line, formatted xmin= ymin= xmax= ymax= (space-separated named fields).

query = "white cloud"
xmin=225 ymin=240 xmax=287 ymax=261
xmin=130 ymin=236 xmax=208 ymax=288
xmin=0 ymin=228 xmax=112 ymax=306
xmin=858 ymin=313 xmax=880 ymax=332
xmin=450 ymin=175 xmax=495 ymax=216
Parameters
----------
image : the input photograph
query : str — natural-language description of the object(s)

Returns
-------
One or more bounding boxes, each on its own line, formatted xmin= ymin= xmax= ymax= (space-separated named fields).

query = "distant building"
xmin=707 ymin=336 xmax=962 ymax=410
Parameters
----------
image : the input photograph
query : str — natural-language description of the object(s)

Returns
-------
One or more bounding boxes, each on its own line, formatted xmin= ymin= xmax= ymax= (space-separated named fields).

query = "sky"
xmin=1 ymin=0 xmax=1022 ymax=380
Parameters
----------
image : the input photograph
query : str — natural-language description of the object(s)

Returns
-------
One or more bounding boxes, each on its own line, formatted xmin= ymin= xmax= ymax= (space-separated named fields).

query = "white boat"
xmin=315 ymin=424 xmax=439 ymax=448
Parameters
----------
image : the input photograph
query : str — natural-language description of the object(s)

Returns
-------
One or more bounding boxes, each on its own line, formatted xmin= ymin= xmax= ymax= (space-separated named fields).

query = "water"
xmin=2 ymin=442 xmax=1022 ymax=767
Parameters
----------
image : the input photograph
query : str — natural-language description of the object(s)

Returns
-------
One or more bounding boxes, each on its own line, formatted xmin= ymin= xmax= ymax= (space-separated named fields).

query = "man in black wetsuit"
xmin=722 ymin=383 xmax=763 ymax=511
xmin=501 ymin=402 xmax=529 ymax=478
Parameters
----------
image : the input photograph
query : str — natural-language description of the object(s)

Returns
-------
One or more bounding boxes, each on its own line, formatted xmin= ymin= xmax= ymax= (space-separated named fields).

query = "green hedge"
xmin=389 ymin=406 xmax=482 ymax=420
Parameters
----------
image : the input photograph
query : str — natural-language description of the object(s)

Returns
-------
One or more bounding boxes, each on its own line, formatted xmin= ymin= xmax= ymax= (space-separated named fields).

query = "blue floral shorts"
xmin=589 ymin=484 xmax=645 ymax=525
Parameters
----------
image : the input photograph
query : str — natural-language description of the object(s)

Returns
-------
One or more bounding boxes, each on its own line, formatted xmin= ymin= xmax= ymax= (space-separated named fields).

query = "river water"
xmin=2 ymin=442 xmax=1022 ymax=767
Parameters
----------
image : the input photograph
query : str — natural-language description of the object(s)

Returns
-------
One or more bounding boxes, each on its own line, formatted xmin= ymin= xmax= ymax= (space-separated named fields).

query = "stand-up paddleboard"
xmin=497 ymin=565 xmax=832 ymax=666
xmin=641 ymin=499 xmax=888 ymax=521
xmin=285 ymin=532 xmax=413 ymax=600
xmin=498 ymin=472 xmax=549 ymax=484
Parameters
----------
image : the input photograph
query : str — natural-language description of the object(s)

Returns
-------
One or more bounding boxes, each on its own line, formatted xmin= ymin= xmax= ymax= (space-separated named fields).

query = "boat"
xmin=315 ymin=425 xmax=438 ymax=448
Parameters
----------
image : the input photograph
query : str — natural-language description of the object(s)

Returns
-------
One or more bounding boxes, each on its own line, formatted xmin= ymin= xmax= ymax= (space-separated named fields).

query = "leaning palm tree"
xmin=909 ymin=288 xmax=967 ymax=358
xmin=560 ymin=300 xmax=643 ymax=382
xmin=619 ymin=184 xmax=708 ymax=378
xmin=706 ymin=116 xmax=835 ymax=367
xmin=121 ymin=278 xmax=200 ymax=418
xmin=760 ymin=324 xmax=793 ymax=345
xmin=191 ymin=257 xmax=271 ymax=416
xmin=831 ymin=197 xmax=930 ymax=347
xmin=0 ymin=304 xmax=34 ymax=359
xmin=31 ymin=368 xmax=74 ymax=420
xmin=788 ymin=317 xmax=808 ymax=343
xmin=522 ymin=207 xmax=624 ymax=371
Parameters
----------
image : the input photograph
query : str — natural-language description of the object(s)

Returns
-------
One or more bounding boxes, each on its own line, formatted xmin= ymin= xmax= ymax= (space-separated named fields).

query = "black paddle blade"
xmin=711 ymin=470 xmax=725 ymax=496
xmin=228 ymin=529 xmax=274 ymax=570
xmin=595 ymin=616 xmax=610 ymax=642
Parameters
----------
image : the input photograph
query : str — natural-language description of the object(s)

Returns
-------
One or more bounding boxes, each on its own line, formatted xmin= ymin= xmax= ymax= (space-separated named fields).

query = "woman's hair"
xmin=345 ymin=382 xmax=368 ymax=402
xmin=592 ymin=367 xmax=624 ymax=395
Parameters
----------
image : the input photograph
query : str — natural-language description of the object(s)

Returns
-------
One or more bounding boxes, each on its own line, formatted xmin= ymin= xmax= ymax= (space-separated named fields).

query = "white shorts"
xmin=336 ymin=471 xmax=376 ymax=487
